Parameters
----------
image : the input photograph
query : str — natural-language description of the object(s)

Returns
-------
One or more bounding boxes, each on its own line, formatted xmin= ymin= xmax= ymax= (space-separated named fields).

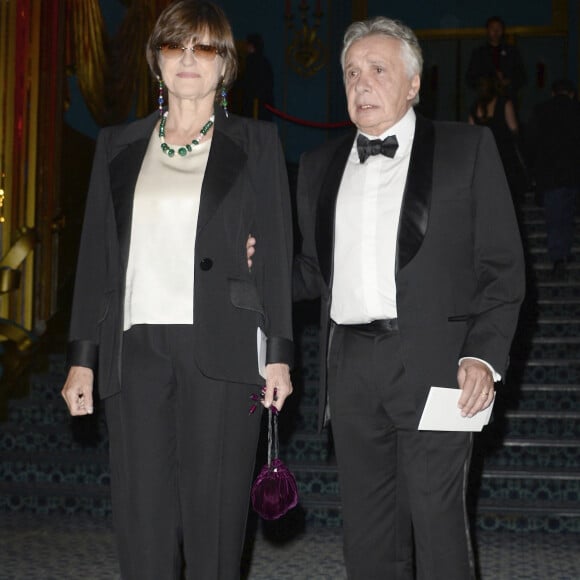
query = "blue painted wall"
xmin=366 ymin=1 xmax=552 ymax=28
xmin=65 ymin=0 xmax=576 ymax=162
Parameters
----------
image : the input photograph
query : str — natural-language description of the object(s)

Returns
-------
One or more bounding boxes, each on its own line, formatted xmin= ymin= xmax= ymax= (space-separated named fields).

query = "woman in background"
xmin=61 ymin=2 xmax=294 ymax=578
xmin=469 ymin=76 xmax=529 ymax=198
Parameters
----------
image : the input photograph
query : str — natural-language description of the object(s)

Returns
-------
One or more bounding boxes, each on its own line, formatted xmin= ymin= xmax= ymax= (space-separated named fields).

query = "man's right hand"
xmin=61 ymin=366 xmax=94 ymax=416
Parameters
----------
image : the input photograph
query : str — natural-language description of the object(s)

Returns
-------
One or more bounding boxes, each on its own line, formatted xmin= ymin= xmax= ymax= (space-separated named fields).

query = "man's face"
xmin=486 ymin=21 xmax=504 ymax=46
xmin=344 ymin=35 xmax=420 ymax=136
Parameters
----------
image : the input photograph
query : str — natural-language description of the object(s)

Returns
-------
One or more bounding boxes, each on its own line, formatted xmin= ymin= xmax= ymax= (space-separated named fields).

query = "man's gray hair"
xmin=341 ymin=17 xmax=423 ymax=105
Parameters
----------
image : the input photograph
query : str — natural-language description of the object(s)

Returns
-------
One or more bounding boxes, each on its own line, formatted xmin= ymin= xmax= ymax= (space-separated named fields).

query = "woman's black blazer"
xmin=67 ymin=108 xmax=294 ymax=399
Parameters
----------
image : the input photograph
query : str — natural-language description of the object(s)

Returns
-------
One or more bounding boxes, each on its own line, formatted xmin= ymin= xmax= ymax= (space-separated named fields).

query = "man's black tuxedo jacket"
xmin=67 ymin=109 xmax=294 ymax=399
xmin=294 ymin=114 xmax=525 ymax=430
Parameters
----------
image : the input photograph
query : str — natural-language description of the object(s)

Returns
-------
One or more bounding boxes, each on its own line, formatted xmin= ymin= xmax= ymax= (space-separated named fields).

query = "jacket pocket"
xmin=228 ymin=278 xmax=265 ymax=316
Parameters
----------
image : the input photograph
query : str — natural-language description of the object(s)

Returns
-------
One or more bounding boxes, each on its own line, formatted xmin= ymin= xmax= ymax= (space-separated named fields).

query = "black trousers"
xmin=104 ymin=324 xmax=262 ymax=580
xmin=328 ymin=324 xmax=475 ymax=580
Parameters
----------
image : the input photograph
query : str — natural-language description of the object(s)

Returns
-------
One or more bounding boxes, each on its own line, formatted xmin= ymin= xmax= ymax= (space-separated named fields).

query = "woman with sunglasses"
xmin=61 ymin=1 xmax=294 ymax=578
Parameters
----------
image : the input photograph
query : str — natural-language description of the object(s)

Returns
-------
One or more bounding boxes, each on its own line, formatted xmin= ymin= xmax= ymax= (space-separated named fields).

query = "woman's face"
xmin=158 ymin=33 xmax=225 ymax=108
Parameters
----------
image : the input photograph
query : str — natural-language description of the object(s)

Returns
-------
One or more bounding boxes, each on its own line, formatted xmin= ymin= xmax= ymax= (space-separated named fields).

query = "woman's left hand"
xmin=246 ymin=234 xmax=256 ymax=270
xmin=263 ymin=363 xmax=292 ymax=412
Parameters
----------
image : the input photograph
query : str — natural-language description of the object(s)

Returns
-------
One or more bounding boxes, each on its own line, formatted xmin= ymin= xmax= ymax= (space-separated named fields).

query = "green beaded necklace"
xmin=158 ymin=112 xmax=214 ymax=157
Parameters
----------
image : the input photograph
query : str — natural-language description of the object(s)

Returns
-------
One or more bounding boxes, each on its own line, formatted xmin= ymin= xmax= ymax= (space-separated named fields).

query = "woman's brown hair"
xmin=146 ymin=0 xmax=238 ymax=89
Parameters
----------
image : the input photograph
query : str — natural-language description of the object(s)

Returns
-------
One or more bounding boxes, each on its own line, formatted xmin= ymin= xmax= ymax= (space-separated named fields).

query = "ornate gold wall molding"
xmin=65 ymin=0 xmax=171 ymax=125
xmin=66 ymin=0 xmax=108 ymax=124
xmin=0 ymin=0 xmax=41 ymax=332
xmin=285 ymin=1 xmax=328 ymax=77
xmin=415 ymin=0 xmax=568 ymax=39
xmin=0 ymin=1 xmax=64 ymax=349
xmin=0 ymin=229 xmax=36 ymax=350
xmin=351 ymin=0 xmax=367 ymax=22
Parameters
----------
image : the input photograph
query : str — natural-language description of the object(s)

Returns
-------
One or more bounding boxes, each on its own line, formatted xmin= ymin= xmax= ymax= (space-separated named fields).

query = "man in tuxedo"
xmin=292 ymin=17 xmax=525 ymax=579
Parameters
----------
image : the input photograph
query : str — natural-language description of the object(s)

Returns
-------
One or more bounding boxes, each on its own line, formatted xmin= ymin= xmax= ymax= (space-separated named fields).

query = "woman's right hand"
xmin=61 ymin=366 xmax=95 ymax=416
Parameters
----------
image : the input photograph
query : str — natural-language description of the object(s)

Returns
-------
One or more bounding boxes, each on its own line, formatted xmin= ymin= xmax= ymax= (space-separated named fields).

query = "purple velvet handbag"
xmin=251 ymin=408 xmax=299 ymax=520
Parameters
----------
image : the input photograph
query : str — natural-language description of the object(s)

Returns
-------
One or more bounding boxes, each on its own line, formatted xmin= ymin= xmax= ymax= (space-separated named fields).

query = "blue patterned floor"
xmin=1 ymin=512 xmax=579 ymax=579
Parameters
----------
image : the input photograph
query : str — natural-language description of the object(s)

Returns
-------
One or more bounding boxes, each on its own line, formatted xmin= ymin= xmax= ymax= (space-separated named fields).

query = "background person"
xmin=61 ymin=2 xmax=294 ymax=578
xmin=466 ymin=15 xmax=526 ymax=103
xmin=526 ymin=78 xmax=580 ymax=274
xmin=241 ymin=33 xmax=274 ymax=121
xmin=468 ymin=76 xmax=529 ymax=199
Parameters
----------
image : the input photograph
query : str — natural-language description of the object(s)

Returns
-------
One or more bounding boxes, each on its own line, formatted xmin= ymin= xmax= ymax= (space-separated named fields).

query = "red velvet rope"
xmin=264 ymin=104 xmax=352 ymax=129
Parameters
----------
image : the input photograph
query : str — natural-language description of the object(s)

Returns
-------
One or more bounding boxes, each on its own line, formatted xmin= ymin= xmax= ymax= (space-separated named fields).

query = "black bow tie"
xmin=357 ymin=134 xmax=399 ymax=163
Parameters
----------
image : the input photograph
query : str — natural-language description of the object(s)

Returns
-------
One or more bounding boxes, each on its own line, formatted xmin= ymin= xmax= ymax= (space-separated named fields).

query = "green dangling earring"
xmin=157 ymin=76 xmax=164 ymax=116
xmin=220 ymin=83 xmax=229 ymax=118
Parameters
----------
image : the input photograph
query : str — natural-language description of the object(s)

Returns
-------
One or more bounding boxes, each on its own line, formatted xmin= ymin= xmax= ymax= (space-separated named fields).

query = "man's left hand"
xmin=457 ymin=359 xmax=495 ymax=417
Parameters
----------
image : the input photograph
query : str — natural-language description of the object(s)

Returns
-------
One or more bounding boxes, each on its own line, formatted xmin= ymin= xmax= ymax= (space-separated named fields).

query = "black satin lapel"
xmin=110 ymin=138 xmax=150 ymax=271
xmin=396 ymin=115 xmax=434 ymax=273
xmin=197 ymin=130 xmax=247 ymax=234
xmin=316 ymin=133 xmax=355 ymax=285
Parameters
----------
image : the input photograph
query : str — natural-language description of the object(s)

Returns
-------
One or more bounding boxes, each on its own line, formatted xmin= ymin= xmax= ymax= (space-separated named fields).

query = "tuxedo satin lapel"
xmin=396 ymin=115 xmax=434 ymax=274
xmin=316 ymin=132 xmax=355 ymax=285
xmin=196 ymin=129 xmax=247 ymax=234
xmin=110 ymin=137 xmax=150 ymax=272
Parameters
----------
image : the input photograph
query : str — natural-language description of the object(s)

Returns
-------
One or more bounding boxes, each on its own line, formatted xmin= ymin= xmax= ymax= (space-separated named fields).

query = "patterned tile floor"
xmin=1 ymin=512 xmax=579 ymax=579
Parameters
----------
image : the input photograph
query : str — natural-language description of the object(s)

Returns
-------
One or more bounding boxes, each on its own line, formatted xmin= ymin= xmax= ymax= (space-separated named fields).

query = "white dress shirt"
xmin=331 ymin=108 xmax=415 ymax=324
xmin=123 ymin=131 xmax=210 ymax=330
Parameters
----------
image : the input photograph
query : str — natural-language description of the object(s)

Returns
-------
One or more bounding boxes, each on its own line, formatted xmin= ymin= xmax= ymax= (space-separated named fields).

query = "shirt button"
xmin=199 ymin=258 xmax=213 ymax=271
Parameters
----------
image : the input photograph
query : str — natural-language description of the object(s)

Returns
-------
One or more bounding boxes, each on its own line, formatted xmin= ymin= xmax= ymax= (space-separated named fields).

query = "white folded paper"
xmin=257 ymin=327 xmax=267 ymax=379
xmin=418 ymin=386 xmax=494 ymax=431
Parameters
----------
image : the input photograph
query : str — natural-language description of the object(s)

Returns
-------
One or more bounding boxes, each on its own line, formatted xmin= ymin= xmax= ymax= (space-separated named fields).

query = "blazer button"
xmin=199 ymin=258 xmax=213 ymax=271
